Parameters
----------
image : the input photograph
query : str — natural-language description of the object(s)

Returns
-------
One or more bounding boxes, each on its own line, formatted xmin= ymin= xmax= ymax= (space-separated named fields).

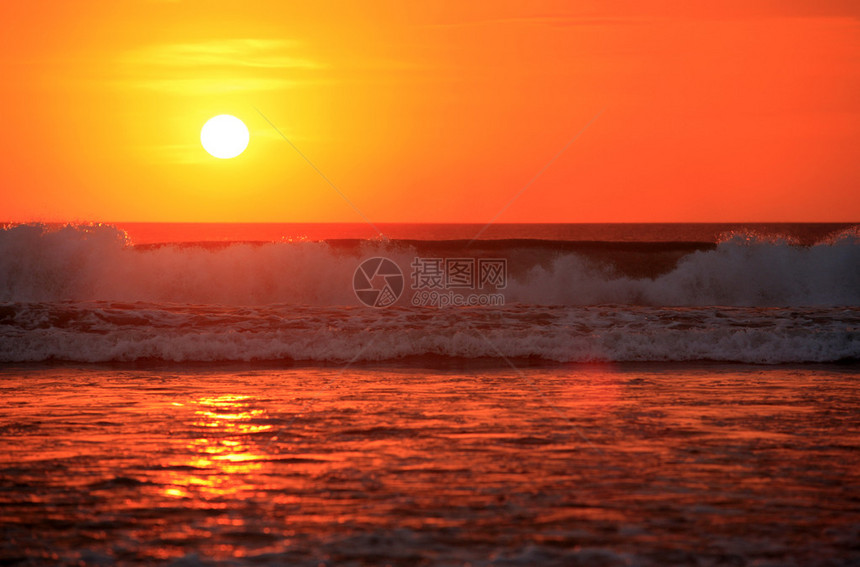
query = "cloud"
xmin=129 ymin=76 xmax=303 ymax=95
xmin=119 ymin=38 xmax=322 ymax=94
xmin=424 ymin=17 xmax=635 ymax=29
xmin=126 ymin=39 xmax=320 ymax=70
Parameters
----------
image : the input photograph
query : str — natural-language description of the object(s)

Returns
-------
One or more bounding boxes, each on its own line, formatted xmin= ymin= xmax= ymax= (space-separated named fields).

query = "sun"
xmin=200 ymin=115 xmax=249 ymax=159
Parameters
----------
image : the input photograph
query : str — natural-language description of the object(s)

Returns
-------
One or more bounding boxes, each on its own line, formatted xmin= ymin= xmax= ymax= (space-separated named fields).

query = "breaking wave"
xmin=0 ymin=223 xmax=857 ymax=364
xmin=0 ymin=223 xmax=858 ymax=307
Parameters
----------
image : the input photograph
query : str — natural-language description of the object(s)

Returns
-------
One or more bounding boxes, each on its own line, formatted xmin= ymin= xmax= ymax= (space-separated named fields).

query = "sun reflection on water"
xmin=162 ymin=394 xmax=273 ymax=501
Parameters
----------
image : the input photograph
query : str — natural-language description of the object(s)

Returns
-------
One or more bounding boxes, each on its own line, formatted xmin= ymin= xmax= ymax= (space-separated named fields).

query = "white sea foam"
xmin=506 ymin=230 xmax=860 ymax=307
xmin=0 ymin=224 xmax=858 ymax=307
xmin=1 ymin=303 xmax=857 ymax=363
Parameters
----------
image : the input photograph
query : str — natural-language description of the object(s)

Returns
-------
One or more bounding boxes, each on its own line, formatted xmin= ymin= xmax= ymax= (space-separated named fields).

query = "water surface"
xmin=1 ymin=365 xmax=858 ymax=566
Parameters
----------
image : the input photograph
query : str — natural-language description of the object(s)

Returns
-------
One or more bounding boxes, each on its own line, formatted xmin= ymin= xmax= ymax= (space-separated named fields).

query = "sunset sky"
xmin=2 ymin=1 xmax=859 ymax=223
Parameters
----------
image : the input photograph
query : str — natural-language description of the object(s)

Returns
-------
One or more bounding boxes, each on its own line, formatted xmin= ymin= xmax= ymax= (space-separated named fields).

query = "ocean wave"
xmin=507 ymin=229 xmax=860 ymax=306
xmin=1 ymin=302 xmax=857 ymax=364
xmin=0 ymin=223 xmax=857 ymax=307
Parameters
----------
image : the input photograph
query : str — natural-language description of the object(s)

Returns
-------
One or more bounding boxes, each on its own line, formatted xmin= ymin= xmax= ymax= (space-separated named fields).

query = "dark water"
xmin=110 ymin=222 xmax=857 ymax=245
xmin=1 ymin=365 xmax=859 ymax=566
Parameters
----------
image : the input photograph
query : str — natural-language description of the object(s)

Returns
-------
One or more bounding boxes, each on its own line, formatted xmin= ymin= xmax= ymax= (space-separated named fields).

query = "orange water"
xmin=1 ymin=364 xmax=858 ymax=565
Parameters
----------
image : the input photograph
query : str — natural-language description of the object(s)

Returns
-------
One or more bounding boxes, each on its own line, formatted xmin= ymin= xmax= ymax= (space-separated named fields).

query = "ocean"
xmin=1 ymin=222 xmax=859 ymax=565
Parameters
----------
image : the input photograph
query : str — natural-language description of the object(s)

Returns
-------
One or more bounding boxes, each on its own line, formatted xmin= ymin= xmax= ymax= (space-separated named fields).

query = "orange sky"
xmin=2 ymin=1 xmax=859 ymax=223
